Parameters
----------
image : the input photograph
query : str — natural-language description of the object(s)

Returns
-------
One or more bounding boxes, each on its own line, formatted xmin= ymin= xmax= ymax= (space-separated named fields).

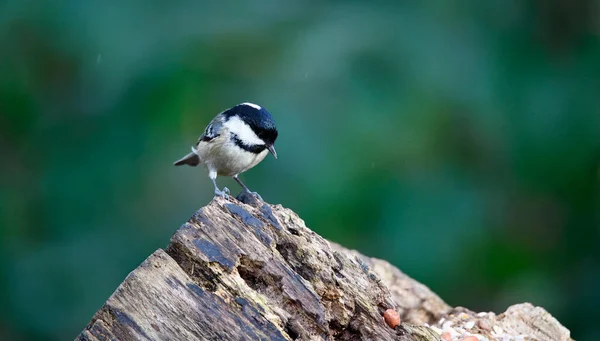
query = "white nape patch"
xmin=240 ymin=102 xmax=261 ymax=110
xmin=224 ymin=116 xmax=265 ymax=145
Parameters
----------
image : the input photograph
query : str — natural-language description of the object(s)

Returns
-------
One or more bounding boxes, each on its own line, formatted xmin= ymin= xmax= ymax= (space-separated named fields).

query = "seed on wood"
xmin=383 ymin=309 xmax=401 ymax=329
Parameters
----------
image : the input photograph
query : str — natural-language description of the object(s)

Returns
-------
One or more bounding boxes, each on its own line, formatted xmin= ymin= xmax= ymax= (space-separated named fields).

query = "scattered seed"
xmin=492 ymin=325 xmax=504 ymax=335
xmin=477 ymin=320 xmax=491 ymax=331
xmin=464 ymin=321 xmax=475 ymax=330
xmin=458 ymin=313 xmax=470 ymax=319
xmin=459 ymin=336 xmax=478 ymax=341
xmin=383 ymin=309 xmax=401 ymax=329
xmin=442 ymin=321 xmax=454 ymax=330
xmin=441 ymin=331 xmax=452 ymax=341
xmin=446 ymin=328 xmax=460 ymax=338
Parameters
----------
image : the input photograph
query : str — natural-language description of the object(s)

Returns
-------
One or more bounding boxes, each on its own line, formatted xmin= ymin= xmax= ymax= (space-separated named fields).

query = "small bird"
xmin=174 ymin=102 xmax=278 ymax=199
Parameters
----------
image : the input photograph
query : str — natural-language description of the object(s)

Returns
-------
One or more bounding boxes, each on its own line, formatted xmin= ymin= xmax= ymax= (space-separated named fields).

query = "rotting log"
xmin=76 ymin=197 xmax=572 ymax=341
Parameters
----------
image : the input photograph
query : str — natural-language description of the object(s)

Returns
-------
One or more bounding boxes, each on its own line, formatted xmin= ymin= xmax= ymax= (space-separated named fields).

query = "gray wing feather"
xmin=197 ymin=113 xmax=226 ymax=143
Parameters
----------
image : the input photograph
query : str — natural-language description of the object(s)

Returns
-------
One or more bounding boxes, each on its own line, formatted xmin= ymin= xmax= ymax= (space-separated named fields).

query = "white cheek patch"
xmin=224 ymin=116 xmax=265 ymax=145
xmin=241 ymin=102 xmax=261 ymax=110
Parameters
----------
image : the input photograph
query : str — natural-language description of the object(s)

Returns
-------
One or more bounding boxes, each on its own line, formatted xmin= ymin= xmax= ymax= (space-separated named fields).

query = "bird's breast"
xmin=197 ymin=135 xmax=268 ymax=176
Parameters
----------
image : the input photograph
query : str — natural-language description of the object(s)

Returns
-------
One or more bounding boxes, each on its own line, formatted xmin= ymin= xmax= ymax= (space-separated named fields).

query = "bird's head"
xmin=223 ymin=102 xmax=278 ymax=158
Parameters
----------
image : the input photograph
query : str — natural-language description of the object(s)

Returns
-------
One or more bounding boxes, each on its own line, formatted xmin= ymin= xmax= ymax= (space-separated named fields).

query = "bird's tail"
xmin=174 ymin=152 xmax=200 ymax=166
xmin=174 ymin=147 xmax=201 ymax=166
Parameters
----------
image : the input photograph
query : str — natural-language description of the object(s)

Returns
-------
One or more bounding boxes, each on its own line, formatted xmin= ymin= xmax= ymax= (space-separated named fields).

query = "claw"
xmin=214 ymin=188 xmax=229 ymax=199
xmin=236 ymin=190 xmax=263 ymax=205
xmin=250 ymin=191 xmax=263 ymax=201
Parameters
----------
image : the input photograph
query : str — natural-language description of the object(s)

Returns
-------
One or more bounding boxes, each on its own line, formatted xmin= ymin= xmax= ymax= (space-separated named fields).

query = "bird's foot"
xmin=236 ymin=190 xmax=263 ymax=205
xmin=249 ymin=191 xmax=263 ymax=201
xmin=214 ymin=187 xmax=230 ymax=199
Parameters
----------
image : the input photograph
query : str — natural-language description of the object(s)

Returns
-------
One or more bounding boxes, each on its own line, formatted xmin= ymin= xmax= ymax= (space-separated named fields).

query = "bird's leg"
xmin=233 ymin=175 xmax=262 ymax=201
xmin=212 ymin=178 xmax=230 ymax=199
xmin=210 ymin=171 xmax=229 ymax=199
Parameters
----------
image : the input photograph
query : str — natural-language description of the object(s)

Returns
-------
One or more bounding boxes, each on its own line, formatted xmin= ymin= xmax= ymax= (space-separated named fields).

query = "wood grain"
xmin=76 ymin=198 xmax=571 ymax=341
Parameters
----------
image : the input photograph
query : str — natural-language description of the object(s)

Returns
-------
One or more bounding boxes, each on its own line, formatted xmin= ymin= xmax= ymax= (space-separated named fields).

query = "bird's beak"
xmin=267 ymin=145 xmax=278 ymax=159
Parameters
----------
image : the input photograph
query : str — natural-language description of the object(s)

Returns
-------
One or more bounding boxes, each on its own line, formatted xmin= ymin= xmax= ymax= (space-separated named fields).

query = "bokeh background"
xmin=1 ymin=1 xmax=599 ymax=340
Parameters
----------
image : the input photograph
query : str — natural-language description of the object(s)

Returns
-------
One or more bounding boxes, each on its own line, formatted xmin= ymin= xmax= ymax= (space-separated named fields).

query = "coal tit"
xmin=174 ymin=102 xmax=278 ymax=199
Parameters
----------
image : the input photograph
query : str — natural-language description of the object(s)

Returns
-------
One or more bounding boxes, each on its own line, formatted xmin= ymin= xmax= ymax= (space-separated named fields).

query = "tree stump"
xmin=76 ymin=198 xmax=571 ymax=341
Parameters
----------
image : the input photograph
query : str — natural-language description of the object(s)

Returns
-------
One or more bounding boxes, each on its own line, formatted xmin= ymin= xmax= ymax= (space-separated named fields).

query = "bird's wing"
xmin=197 ymin=113 xmax=226 ymax=143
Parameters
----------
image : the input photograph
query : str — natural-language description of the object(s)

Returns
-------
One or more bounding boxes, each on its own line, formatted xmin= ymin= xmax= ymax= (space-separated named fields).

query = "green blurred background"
xmin=1 ymin=1 xmax=599 ymax=340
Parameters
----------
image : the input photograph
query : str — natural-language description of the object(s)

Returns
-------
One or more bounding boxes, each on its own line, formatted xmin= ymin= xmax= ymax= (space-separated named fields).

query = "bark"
xmin=76 ymin=197 xmax=571 ymax=341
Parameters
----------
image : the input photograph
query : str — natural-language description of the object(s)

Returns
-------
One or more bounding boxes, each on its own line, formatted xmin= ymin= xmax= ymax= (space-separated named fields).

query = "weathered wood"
xmin=76 ymin=197 xmax=571 ymax=341
xmin=332 ymin=243 xmax=450 ymax=326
